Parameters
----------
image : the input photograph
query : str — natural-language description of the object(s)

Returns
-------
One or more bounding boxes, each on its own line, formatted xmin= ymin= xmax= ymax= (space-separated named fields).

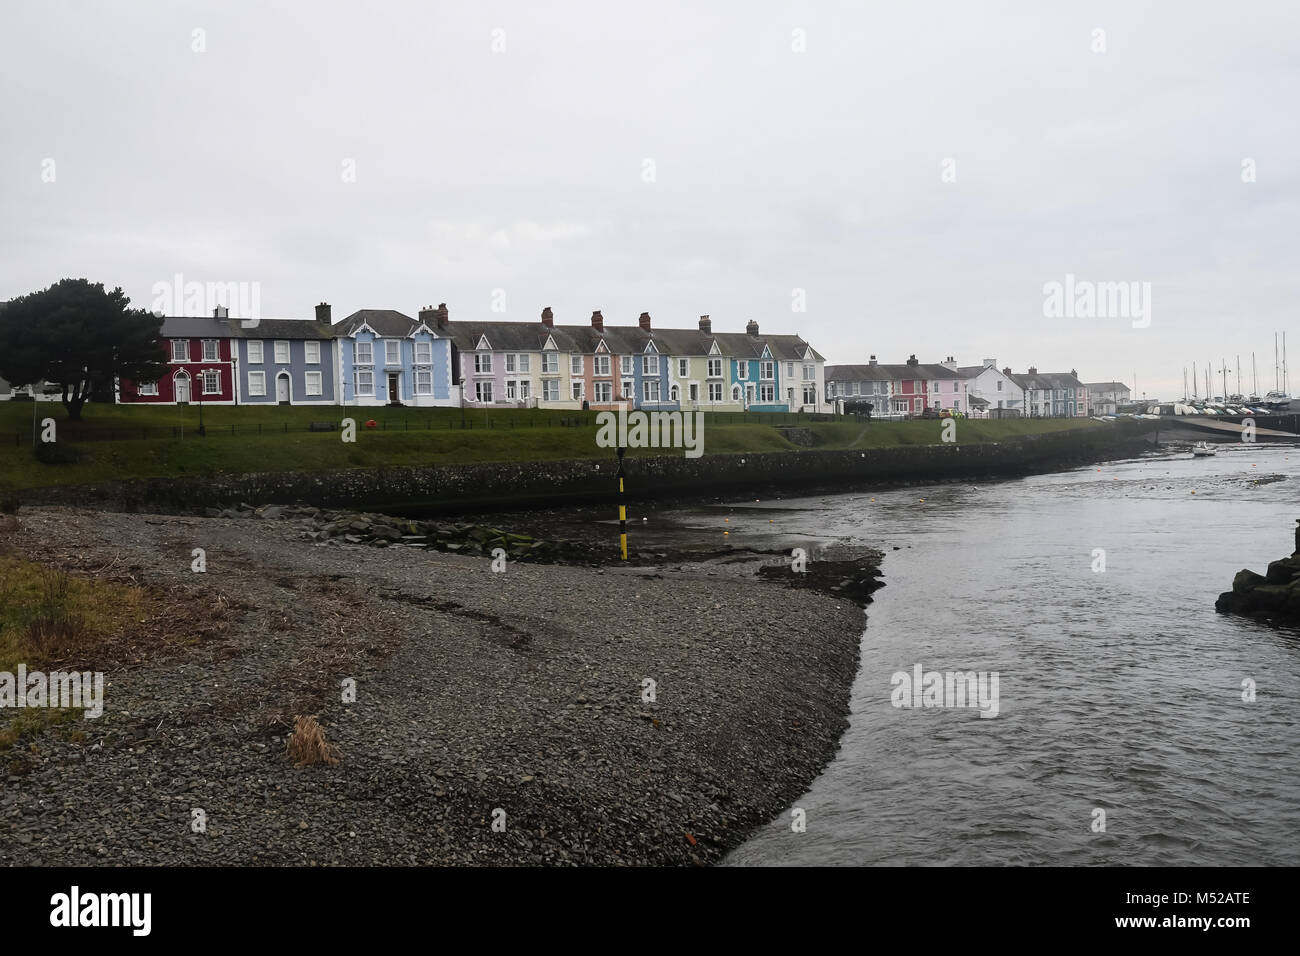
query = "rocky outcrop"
xmin=1216 ymin=526 xmax=1300 ymax=627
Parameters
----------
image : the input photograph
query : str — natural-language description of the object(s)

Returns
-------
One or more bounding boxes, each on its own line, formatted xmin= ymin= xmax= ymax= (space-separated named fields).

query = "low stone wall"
xmin=19 ymin=423 xmax=1154 ymax=514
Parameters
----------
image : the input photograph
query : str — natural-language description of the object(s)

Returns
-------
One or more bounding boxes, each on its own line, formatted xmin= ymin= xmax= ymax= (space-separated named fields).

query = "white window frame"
xmin=415 ymin=369 xmax=432 ymax=395
xmin=570 ymin=355 xmax=583 ymax=375
xmin=688 ymin=383 xmax=699 ymax=402
xmin=736 ymin=363 xmax=748 ymax=380
xmin=708 ymin=358 xmax=722 ymax=378
xmin=357 ymin=369 xmax=373 ymax=396
xmin=475 ymin=380 xmax=493 ymax=403
xmin=384 ymin=340 xmax=400 ymax=366
xmin=594 ymin=355 xmax=611 ymax=376
xmin=274 ymin=340 xmax=290 ymax=364
xmin=474 ymin=353 xmax=492 ymax=374
xmin=305 ymin=341 xmax=321 ymax=364
xmin=541 ymin=353 xmax=558 ymax=373
xmin=760 ymin=384 xmax=775 ymax=403
xmin=518 ymin=354 xmax=531 ymax=373
xmin=247 ymin=340 xmax=263 ymax=363
xmin=248 ymin=371 xmax=266 ymax=397
xmin=356 ymin=341 xmax=373 ymax=365
xmin=305 ymin=371 xmax=323 ymax=396
xmin=505 ymin=354 xmax=517 ymax=373
xmin=202 ymin=339 xmax=219 ymax=361
xmin=138 ymin=381 xmax=159 ymax=396
xmin=570 ymin=380 xmax=583 ymax=401
xmin=642 ymin=355 xmax=659 ymax=376
xmin=171 ymin=339 xmax=188 ymax=362
xmin=413 ymin=341 xmax=431 ymax=365
xmin=620 ymin=355 xmax=633 ymax=375
xmin=708 ymin=382 xmax=722 ymax=402
xmin=594 ymin=381 xmax=612 ymax=403
xmin=643 ymin=380 xmax=660 ymax=402
xmin=544 ymin=379 xmax=560 ymax=402
xmin=761 ymin=361 xmax=774 ymax=380
xmin=202 ymin=369 xmax=220 ymax=394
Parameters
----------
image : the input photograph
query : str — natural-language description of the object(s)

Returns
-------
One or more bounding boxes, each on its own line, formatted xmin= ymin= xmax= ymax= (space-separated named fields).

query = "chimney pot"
xmin=1028 ymin=366 xmax=1038 ymax=375
xmin=698 ymin=315 xmax=712 ymax=334
xmin=315 ymin=302 xmax=332 ymax=325
xmin=746 ymin=319 xmax=759 ymax=336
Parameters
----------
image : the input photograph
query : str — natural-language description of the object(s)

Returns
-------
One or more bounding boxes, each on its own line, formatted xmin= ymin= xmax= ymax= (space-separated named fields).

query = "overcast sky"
xmin=3 ymin=0 xmax=1297 ymax=399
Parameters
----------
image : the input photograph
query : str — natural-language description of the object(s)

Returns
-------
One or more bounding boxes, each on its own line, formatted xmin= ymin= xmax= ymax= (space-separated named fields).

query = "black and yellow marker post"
xmin=616 ymin=446 xmax=628 ymax=560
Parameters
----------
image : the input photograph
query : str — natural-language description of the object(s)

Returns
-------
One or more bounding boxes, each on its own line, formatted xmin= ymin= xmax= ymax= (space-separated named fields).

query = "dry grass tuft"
xmin=25 ymin=568 xmax=88 ymax=657
xmin=285 ymin=715 xmax=340 ymax=767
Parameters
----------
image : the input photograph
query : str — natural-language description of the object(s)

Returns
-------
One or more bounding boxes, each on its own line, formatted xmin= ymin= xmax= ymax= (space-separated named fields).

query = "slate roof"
xmin=333 ymin=310 xmax=419 ymax=337
xmin=827 ymin=362 xmax=964 ymax=381
xmin=159 ymin=316 xmax=233 ymax=338
xmin=1009 ymin=371 xmax=1086 ymax=391
xmin=442 ymin=319 xmax=822 ymax=361
xmin=224 ymin=319 xmax=333 ymax=340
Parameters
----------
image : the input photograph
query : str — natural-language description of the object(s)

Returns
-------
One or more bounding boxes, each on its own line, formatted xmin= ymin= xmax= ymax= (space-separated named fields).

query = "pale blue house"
xmin=333 ymin=305 xmax=459 ymax=406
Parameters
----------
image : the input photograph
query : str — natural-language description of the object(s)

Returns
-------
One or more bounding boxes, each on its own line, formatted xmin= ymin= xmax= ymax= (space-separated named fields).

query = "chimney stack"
xmin=213 ymin=306 xmax=229 ymax=319
xmin=907 ymin=354 xmax=919 ymax=367
xmin=591 ymin=310 xmax=604 ymax=332
xmin=1003 ymin=367 xmax=1012 ymax=377
xmin=1028 ymin=366 xmax=1038 ymax=376
xmin=869 ymin=355 xmax=877 ymax=365
xmin=418 ymin=304 xmax=437 ymax=327
xmin=434 ymin=303 xmax=449 ymax=328
xmin=541 ymin=307 xmax=554 ymax=329
xmin=698 ymin=315 xmax=712 ymax=334
xmin=638 ymin=311 xmax=652 ymax=331
xmin=746 ymin=320 xmax=759 ymax=336
xmin=315 ymin=302 xmax=331 ymax=326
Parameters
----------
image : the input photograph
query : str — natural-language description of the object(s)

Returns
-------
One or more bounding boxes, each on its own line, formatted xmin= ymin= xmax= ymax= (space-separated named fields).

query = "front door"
xmin=277 ymin=375 xmax=290 ymax=403
xmin=174 ymin=374 xmax=190 ymax=404
xmin=387 ymin=373 xmax=399 ymax=403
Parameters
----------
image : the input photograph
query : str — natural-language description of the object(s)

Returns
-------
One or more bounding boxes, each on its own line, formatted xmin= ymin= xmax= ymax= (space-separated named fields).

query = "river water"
xmin=660 ymin=444 xmax=1300 ymax=866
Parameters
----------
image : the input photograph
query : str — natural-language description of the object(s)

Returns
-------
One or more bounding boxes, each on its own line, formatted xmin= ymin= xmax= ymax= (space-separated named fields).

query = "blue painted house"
xmin=226 ymin=303 xmax=338 ymax=405
xmin=333 ymin=305 xmax=459 ymax=406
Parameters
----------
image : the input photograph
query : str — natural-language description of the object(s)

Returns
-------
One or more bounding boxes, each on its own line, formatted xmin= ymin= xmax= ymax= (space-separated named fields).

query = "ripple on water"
xmin=720 ymin=448 xmax=1300 ymax=866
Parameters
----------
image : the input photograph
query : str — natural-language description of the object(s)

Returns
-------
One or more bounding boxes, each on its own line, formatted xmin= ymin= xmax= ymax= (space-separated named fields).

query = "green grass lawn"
xmin=0 ymin=401 xmax=1106 ymax=492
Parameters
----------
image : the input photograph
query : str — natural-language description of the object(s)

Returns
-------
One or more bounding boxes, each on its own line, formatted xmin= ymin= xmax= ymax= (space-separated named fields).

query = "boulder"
xmin=1265 ymin=558 xmax=1299 ymax=585
xmin=0 ymin=514 xmax=19 ymax=533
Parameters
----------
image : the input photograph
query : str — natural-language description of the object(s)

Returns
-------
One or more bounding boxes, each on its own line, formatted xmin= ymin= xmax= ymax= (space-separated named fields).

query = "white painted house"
xmin=957 ymin=359 xmax=1024 ymax=417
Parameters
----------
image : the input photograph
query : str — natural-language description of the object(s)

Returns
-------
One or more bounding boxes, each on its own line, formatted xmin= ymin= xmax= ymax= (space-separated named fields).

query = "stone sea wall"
xmin=20 ymin=423 xmax=1154 ymax=515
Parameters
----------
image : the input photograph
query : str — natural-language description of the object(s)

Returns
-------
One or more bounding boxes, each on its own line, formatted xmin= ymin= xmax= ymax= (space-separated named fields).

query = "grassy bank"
xmin=0 ymin=402 xmax=1105 ymax=492
xmin=0 ymin=554 xmax=150 ymax=753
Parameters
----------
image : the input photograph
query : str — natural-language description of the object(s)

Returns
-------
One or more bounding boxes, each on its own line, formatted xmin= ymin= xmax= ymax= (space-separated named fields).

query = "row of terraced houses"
xmin=108 ymin=303 xmax=830 ymax=412
xmin=824 ymin=356 xmax=1091 ymax=417
xmin=0 ymin=300 xmax=1094 ymax=417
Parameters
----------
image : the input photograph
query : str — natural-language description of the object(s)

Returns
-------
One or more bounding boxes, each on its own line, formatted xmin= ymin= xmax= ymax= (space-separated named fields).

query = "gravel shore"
xmin=1 ymin=507 xmax=867 ymax=866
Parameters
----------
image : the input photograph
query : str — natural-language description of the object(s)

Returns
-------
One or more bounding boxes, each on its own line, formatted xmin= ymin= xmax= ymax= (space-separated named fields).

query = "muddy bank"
xmin=1 ymin=507 xmax=869 ymax=866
